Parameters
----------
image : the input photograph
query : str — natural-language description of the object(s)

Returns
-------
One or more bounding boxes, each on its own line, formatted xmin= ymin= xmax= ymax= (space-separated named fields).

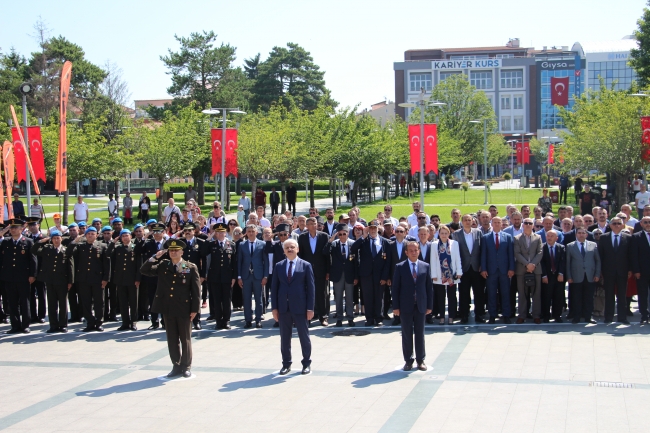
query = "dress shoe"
xmin=95 ymin=326 xmax=104 ymax=332
xmin=425 ymin=317 xmax=434 ymax=324
xmin=516 ymin=318 xmax=525 ymax=324
xmin=166 ymin=367 xmax=182 ymax=378
xmin=1 ymin=318 xmax=8 ymax=324
xmin=273 ymin=322 xmax=279 ymax=328
xmin=618 ymin=320 xmax=630 ymax=325
xmin=641 ymin=317 xmax=648 ymax=324
xmin=117 ymin=325 xmax=130 ymax=331
xmin=375 ymin=321 xmax=384 ymax=326
xmin=255 ymin=322 xmax=262 ymax=328
xmin=364 ymin=321 xmax=374 ymax=327
xmin=348 ymin=320 xmax=355 ymax=327
xmin=81 ymin=327 xmax=95 ymax=332
xmin=301 ymin=365 xmax=311 ymax=375
xmin=46 ymin=328 xmax=58 ymax=333
xmin=572 ymin=318 xmax=580 ymax=324
xmin=588 ymin=319 xmax=598 ymax=324
xmin=5 ymin=329 xmax=20 ymax=334
xmin=383 ymin=314 xmax=391 ymax=320
xmin=244 ymin=321 xmax=252 ymax=329
xmin=460 ymin=317 xmax=468 ymax=324
xmin=206 ymin=315 xmax=215 ymax=321
xmin=22 ymin=328 xmax=30 ymax=334
xmin=554 ymin=317 xmax=563 ymax=323
xmin=403 ymin=362 xmax=413 ymax=371
xmin=59 ymin=327 xmax=68 ymax=333
xmin=417 ymin=362 xmax=427 ymax=371
xmin=148 ymin=323 xmax=160 ymax=330
xmin=279 ymin=366 xmax=291 ymax=376
xmin=321 ymin=319 xmax=328 ymax=326
xmin=223 ymin=322 xmax=231 ymax=329
xmin=336 ymin=320 xmax=343 ymax=327
xmin=503 ymin=317 xmax=511 ymax=324
xmin=626 ymin=310 xmax=634 ymax=317
xmin=488 ymin=317 xmax=496 ymax=324
xmin=534 ymin=318 xmax=541 ymax=324
xmin=182 ymin=369 xmax=192 ymax=378
xmin=392 ymin=318 xmax=401 ymax=326
xmin=193 ymin=323 xmax=202 ymax=330
xmin=130 ymin=324 xmax=138 ymax=331
xmin=37 ymin=318 xmax=45 ymax=324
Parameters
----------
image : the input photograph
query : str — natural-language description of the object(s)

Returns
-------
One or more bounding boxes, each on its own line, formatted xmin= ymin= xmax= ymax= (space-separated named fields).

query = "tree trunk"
xmin=614 ymin=173 xmax=628 ymax=214
xmin=226 ymin=176 xmax=231 ymax=211
xmin=251 ymin=179 xmax=258 ymax=211
xmin=196 ymin=173 xmax=205 ymax=206
xmin=62 ymin=191 xmax=69 ymax=225
xmin=280 ymin=177 xmax=286 ymax=213
xmin=236 ymin=174 xmax=241 ymax=195
xmin=331 ymin=177 xmax=337 ymax=211
xmin=351 ymin=180 xmax=357 ymax=207
xmin=309 ymin=178 xmax=315 ymax=209
xmin=158 ymin=179 xmax=165 ymax=221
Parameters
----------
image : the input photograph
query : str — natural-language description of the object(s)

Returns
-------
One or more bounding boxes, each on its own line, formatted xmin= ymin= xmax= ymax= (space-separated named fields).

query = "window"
xmin=513 ymin=116 xmax=524 ymax=131
xmin=501 ymin=96 xmax=510 ymax=110
xmin=439 ymin=71 xmax=461 ymax=82
xmin=513 ymin=95 xmax=523 ymax=110
xmin=470 ymin=71 xmax=493 ymax=89
xmin=409 ymin=73 xmax=432 ymax=92
xmin=501 ymin=117 xmax=511 ymax=131
xmin=450 ymin=55 xmax=489 ymax=60
xmin=496 ymin=54 xmax=515 ymax=59
xmin=500 ymin=69 xmax=523 ymax=88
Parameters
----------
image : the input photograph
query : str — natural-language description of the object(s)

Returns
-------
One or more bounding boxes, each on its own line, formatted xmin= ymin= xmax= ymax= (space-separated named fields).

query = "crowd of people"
xmin=1 ymin=186 xmax=650 ymax=338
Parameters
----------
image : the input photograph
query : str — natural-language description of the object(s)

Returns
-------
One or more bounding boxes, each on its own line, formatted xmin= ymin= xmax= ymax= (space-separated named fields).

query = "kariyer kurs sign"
xmin=431 ymin=59 xmax=502 ymax=69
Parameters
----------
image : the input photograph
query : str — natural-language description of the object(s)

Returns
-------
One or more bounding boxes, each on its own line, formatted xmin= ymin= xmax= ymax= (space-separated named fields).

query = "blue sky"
xmin=1 ymin=0 xmax=646 ymax=111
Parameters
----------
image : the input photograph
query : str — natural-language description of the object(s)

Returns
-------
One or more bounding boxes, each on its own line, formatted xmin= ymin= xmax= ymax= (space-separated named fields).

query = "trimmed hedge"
xmin=165 ymin=180 xmax=333 ymax=193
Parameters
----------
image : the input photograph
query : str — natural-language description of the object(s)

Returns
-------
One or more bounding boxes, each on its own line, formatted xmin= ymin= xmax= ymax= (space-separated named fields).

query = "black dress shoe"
xmin=626 ymin=310 xmax=634 ymax=317
xmin=348 ymin=320 xmax=355 ymax=327
xmin=279 ymin=366 xmax=291 ymax=376
xmin=488 ymin=317 xmax=496 ymax=324
xmin=223 ymin=322 xmax=231 ymax=329
xmin=336 ymin=320 xmax=343 ymax=327
xmin=206 ymin=315 xmax=215 ymax=321
xmin=1 ymin=318 xmax=8 ymax=324
xmin=166 ymin=367 xmax=182 ymax=378
xmin=417 ymin=362 xmax=427 ymax=371
xmin=375 ymin=321 xmax=384 ymax=326
xmin=95 ymin=325 xmax=104 ymax=332
xmin=244 ymin=321 xmax=252 ymax=329
xmin=130 ymin=324 xmax=137 ymax=331
xmin=426 ymin=317 xmax=434 ymax=324
xmin=475 ymin=316 xmax=486 ymax=323
xmin=392 ymin=318 xmax=401 ymax=326
xmin=5 ymin=329 xmax=20 ymax=334
xmin=641 ymin=317 xmax=648 ymax=324
xmin=81 ymin=327 xmax=95 ymax=332
xmin=588 ymin=319 xmax=597 ymax=324
xmin=403 ymin=362 xmax=413 ymax=371
xmin=148 ymin=323 xmax=160 ymax=330
xmin=193 ymin=323 xmax=202 ymax=330
xmin=273 ymin=322 xmax=279 ymax=328
xmin=301 ymin=365 xmax=311 ymax=375
xmin=503 ymin=317 xmax=511 ymax=324
xmin=22 ymin=328 xmax=30 ymax=334
xmin=117 ymin=325 xmax=130 ymax=331
xmin=554 ymin=318 xmax=563 ymax=323
xmin=364 ymin=321 xmax=374 ymax=327
xmin=37 ymin=318 xmax=45 ymax=324
xmin=59 ymin=327 xmax=68 ymax=333
xmin=182 ymin=369 xmax=192 ymax=378
xmin=255 ymin=322 xmax=262 ymax=328
xmin=46 ymin=328 xmax=58 ymax=333
xmin=618 ymin=320 xmax=630 ymax=325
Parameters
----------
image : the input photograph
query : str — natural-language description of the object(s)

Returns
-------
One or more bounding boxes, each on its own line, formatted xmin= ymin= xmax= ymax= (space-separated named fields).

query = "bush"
xmin=503 ymin=172 xmax=512 ymax=180
xmin=164 ymin=180 xmax=332 ymax=193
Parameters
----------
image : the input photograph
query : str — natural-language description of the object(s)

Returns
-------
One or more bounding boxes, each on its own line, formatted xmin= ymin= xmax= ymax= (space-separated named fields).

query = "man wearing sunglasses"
xmin=598 ymin=217 xmax=632 ymax=324
xmin=408 ymin=212 xmax=428 ymax=238
xmin=632 ymin=217 xmax=650 ymax=324
xmin=324 ymin=224 xmax=357 ymax=327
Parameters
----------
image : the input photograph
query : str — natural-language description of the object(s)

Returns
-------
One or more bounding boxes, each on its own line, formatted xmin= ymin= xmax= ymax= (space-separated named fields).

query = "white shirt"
xmin=463 ymin=230 xmax=474 ymax=254
xmin=407 ymin=213 xmax=429 ymax=228
xmin=286 ymin=259 xmax=296 ymax=276
xmin=419 ymin=242 xmax=428 ymax=259
xmin=107 ymin=200 xmax=117 ymax=214
xmin=636 ymin=191 xmax=650 ymax=209
xmin=408 ymin=226 xmax=424 ymax=238
xmin=238 ymin=197 xmax=251 ymax=211
xmin=627 ymin=216 xmax=639 ymax=226
xmin=259 ymin=217 xmax=271 ymax=228
xmin=633 ymin=179 xmax=643 ymax=191
xmin=510 ymin=225 xmax=523 ymax=237
xmin=73 ymin=202 xmax=88 ymax=220
xmin=309 ymin=233 xmax=318 ymax=253
xmin=395 ymin=240 xmax=406 ymax=258
xmin=163 ymin=205 xmax=180 ymax=221
xmin=493 ymin=231 xmax=501 ymax=244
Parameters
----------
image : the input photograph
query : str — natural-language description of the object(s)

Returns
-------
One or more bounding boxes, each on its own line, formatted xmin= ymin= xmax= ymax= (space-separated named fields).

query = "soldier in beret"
xmin=31 ymin=230 xmax=74 ymax=333
xmin=108 ymin=229 xmax=141 ymax=331
xmin=24 ymin=217 xmax=46 ymax=324
xmin=140 ymin=238 xmax=200 ymax=378
xmin=206 ymin=222 xmax=237 ymax=330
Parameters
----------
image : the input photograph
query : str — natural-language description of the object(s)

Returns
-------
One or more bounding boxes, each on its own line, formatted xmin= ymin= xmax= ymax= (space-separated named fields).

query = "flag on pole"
xmin=225 ymin=128 xmax=238 ymax=177
xmin=424 ymin=124 xmax=438 ymax=175
xmin=9 ymin=106 xmax=41 ymax=194
xmin=57 ymin=61 xmax=72 ymax=193
xmin=210 ymin=128 xmax=222 ymax=176
xmin=2 ymin=141 xmax=15 ymax=219
xmin=548 ymin=144 xmax=555 ymax=164
xmin=550 ymin=77 xmax=570 ymax=106
xmin=11 ymin=126 xmax=46 ymax=183
xmin=408 ymin=124 xmax=421 ymax=175
xmin=641 ymin=116 xmax=650 ymax=163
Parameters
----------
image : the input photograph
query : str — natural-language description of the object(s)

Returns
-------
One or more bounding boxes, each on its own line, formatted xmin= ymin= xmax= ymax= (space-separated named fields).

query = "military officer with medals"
xmin=99 ymin=226 xmax=118 ymax=321
xmin=137 ymin=223 xmax=168 ymax=330
xmin=0 ymin=219 xmax=37 ymax=334
xmin=31 ymin=230 xmax=74 ymax=333
xmin=132 ymin=224 xmax=149 ymax=321
xmin=140 ymin=238 xmax=200 ymax=378
xmin=71 ymin=227 xmax=111 ymax=332
xmin=206 ymin=222 xmax=237 ymax=329
xmin=24 ymin=217 xmax=46 ymax=324
xmin=180 ymin=222 xmax=207 ymax=330
xmin=108 ymin=229 xmax=141 ymax=331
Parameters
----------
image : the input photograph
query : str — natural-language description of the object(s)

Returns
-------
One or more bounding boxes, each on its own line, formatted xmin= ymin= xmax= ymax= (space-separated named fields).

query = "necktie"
xmin=371 ymin=238 xmax=377 ymax=257
xmin=157 ymin=242 xmax=161 ymax=251
xmin=580 ymin=243 xmax=585 ymax=258
xmin=614 ymin=234 xmax=619 ymax=251
xmin=288 ymin=261 xmax=293 ymax=283
xmin=495 ymin=233 xmax=500 ymax=251
xmin=412 ymin=262 xmax=417 ymax=282
xmin=342 ymin=244 xmax=346 ymax=258
xmin=220 ymin=242 xmax=223 ymax=249
xmin=550 ymin=246 xmax=556 ymax=273
xmin=250 ymin=241 xmax=254 ymax=256
xmin=412 ymin=262 xmax=417 ymax=302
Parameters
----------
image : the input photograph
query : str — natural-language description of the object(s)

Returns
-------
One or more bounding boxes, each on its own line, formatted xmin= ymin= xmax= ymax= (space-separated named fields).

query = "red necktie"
xmin=495 ymin=233 xmax=500 ymax=251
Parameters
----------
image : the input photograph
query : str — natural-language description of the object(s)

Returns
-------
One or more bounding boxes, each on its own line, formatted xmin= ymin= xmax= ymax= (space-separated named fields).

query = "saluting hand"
xmin=155 ymin=249 xmax=167 ymax=259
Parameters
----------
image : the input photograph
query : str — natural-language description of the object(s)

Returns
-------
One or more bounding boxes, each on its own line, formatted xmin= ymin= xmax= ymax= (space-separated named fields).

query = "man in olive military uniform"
xmin=136 ymin=223 xmax=167 ymax=329
xmin=99 ymin=226 xmax=119 ymax=321
xmin=132 ymin=224 xmax=150 ymax=321
xmin=24 ymin=217 xmax=46 ymax=324
xmin=141 ymin=238 xmax=201 ymax=378
xmin=0 ymin=219 xmax=37 ymax=334
xmin=61 ymin=223 xmax=82 ymax=322
xmin=206 ymin=222 xmax=237 ymax=330
xmin=31 ymin=230 xmax=74 ymax=333
xmin=108 ymin=229 xmax=141 ymax=331
xmin=71 ymin=227 xmax=111 ymax=332
xmin=180 ymin=223 xmax=207 ymax=330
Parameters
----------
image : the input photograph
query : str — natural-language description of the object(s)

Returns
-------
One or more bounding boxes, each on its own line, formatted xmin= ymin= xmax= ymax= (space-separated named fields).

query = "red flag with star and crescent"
xmin=225 ymin=128 xmax=238 ymax=177
xmin=548 ymin=144 xmax=555 ymax=164
xmin=641 ymin=116 xmax=650 ymax=163
xmin=523 ymin=142 xmax=530 ymax=164
xmin=11 ymin=126 xmax=46 ymax=183
xmin=516 ymin=142 xmax=523 ymax=164
xmin=10 ymin=128 xmax=26 ymax=183
xmin=424 ymin=124 xmax=438 ymax=175
xmin=211 ymin=128 xmax=222 ymax=176
xmin=551 ymin=77 xmax=569 ymax=106
xmin=408 ymin=124 xmax=421 ymax=175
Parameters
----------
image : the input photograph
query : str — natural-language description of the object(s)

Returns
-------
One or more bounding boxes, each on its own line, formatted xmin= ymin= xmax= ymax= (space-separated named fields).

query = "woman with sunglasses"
xmin=226 ymin=219 xmax=239 ymax=240
xmin=430 ymin=225 xmax=462 ymax=325
xmin=207 ymin=201 xmax=226 ymax=227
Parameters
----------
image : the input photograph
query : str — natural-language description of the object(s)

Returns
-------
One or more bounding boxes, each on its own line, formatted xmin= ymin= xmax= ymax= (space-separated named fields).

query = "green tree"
xmin=630 ymin=1 xmax=650 ymax=87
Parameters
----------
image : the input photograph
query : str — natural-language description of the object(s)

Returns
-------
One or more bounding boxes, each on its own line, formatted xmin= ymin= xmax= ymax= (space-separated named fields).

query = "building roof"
xmin=134 ymin=99 xmax=172 ymax=108
xmin=572 ymin=38 xmax=637 ymax=56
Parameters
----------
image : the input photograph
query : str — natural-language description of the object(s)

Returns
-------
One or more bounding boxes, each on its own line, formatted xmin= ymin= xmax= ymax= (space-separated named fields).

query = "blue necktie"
xmin=287 ymin=261 xmax=293 ymax=283
xmin=371 ymin=239 xmax=377 ymax=257
xmin=580 ymin=243 xmax=585 ymax=258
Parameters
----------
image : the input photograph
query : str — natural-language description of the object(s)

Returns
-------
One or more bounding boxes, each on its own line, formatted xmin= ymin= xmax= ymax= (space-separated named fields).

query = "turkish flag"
xmin=408 ymin=124 xmax=421 ymax=175
xmin=225 ymin=128 xmax=238 ymax=177
xmin=10 ymin=128 xmax=26 ymax=183
xmin=551 ymin=77 xmax=569 ymax=106
xmin=211 ymin=128 xmax=222 ymax=176
xmin=548 ymin=144 xmax=555 ymax=164
xmin=523 ymin=142 xmax=530 ymax=164
xmin=424 ymin=124 xmax=438 ymax=175
xmin=12 ymin=127 xmax=46 ymax=183
xmin=516 ymin=142 xmax=523 ymax=164
xmin=641 ymin=116 xmax=650 ymax=163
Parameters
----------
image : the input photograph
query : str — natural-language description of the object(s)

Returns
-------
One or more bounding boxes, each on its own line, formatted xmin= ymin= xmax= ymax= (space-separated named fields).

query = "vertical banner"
xmin=574 ymin=54 xmax=582 ymax=99
xmin=210 ymin=128 xmax=222 ymax=176
xmin=11 ymin=126 xmax=45 ymax=183
xmin=408 ymin=124 xmax=421 ymax=175
xmin=10 ymin=128 xmax=26 ymax=183
xmin=0 ymin=142 xmax=5 ymax=222
xmin=9 ymin=106 xmax=41 ymax=194
xmin=523 ymin=141 xmax=530 ymax=164
xmin=550 ymin=77 xmax=570 ymax=106
xmin=57 ymin=61 xmax=72 ymax=193
xmin=424 ymin=124 xmax=438 ymax=175
xmin=641 ymin=116 xmax=650 ymax=163
xmin=548 ymin=144 xmax=555 ymax=164
xmin=3 ymin=141 xmax=15 ymax=219
xmin=516 ymin=142 xmax=523 ymax=164
xmin=225 ymin=128 xmax=238 ymax=177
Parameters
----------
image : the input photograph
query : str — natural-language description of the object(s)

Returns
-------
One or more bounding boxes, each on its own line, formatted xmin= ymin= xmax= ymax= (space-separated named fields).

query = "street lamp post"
xmin=470 ymin=119 xmax=489 ymax=205
xmin=512 ymin=132 xmax=534 ymax=187
xmin=18 ymin=83 xmax=33 ymax=207
xmin=631 ymin=92 xmax=649 ymax=188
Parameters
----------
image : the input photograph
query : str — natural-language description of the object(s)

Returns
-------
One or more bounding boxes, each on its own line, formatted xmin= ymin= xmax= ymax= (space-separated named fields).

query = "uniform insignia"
xmin=171 ymin=241 xmax=177 ymax=247
xmin=194 ymin=244 xmax=199 ymax=250
xmin=21 ymin=250 xmax=25 ymax=254
xmin=382 ymin=252 xmax=386 ymax=259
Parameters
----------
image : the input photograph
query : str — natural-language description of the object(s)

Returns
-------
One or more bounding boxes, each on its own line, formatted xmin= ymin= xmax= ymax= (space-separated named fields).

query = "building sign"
xmin=539 ymin=60 xmax=575 ymax=70
xmin=431 ymin=59 xmax=501 ymax=69
xmin=607 ymin=52 xmax=629 ymax=60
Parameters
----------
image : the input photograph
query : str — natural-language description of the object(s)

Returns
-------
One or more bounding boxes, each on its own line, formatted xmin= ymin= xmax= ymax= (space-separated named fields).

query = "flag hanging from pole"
xmin=10 ymin=128 xmax=26 ymax=183
xmin=11 ymin=126 xmax=46 ymax=183
xmin=9 ymin=106 xmax=41 ymax=194
xmin=516 ymin=142 xmax=523 ymax=164
xmin=424 ymin=124 xmax=438 ymax=175
xmin=57 ymin=61 xmax=72 ymax=193
xmin=225 ymin=128 xmax=238 ymax=177
xmin=408 ymin=124 xmax=422 ymax=175
xmin=523 ymin=142 xmax=530 ymax=164
xmin=2 ymin=141 xmax=15 ymax=219
xmin=0 ymin=142 xmax=5 ymax=222
xmin=641 ymin=116 xmax=650 ymax=163
xmin=550 ymin=77 xmax=569 ymax=106
xmin=548 ymin=144 xmax=555 ymax=164
xmin=210 ymin=128 xmax=222 ymax=176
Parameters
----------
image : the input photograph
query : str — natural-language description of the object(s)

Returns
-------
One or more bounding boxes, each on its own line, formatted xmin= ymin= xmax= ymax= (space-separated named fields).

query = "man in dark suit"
xmin=180 ymin=223 xmax=207 ymax=330
xmin=324 ymin=224 xmax=357 ymax=327
xmin=271 ymin=239 xmax=315 ymax=376
xmin=540 ymin=230 xmax=566 ymax=323
xmin=269 ymin=187 xmax=280 ymax=216
xmin=353 ymin=220 xmax=392 ymax=326
xmin=566 ymin=228 xmax=601 ymax=324
xmin=136 ymin=223 xmax=167 ymax=330
xmin=108 ymin=229 xmax=141 ymax=331
xmin=141 ymin=238 xmax=201 ymax=378
xmin=237 ymin=224 xmax=268 ymax=328
xmin=286 ymin=182 xmax=297 ymax=216
xmin=388 ymin=225 xmax=410 ymax=326
xmin=322 ymin=207 xmax=337 ymax=237
xmin=265 ymin=224 xmax=289 ymax=328
xmin=298 ymin=217 xmax=330 ymax=326
xmin=206 ymin=223 xmax=237 ymax=330
xmin=480 ymin=217 xmax=515 ymax=324
xmin=588 ymin=209 xmax=611 ymax=233
xmin=633 ymin=205 xmax=650 ymax=233
xmin=452 ymin=214 xmax=484 ymax=324
xmin=631 ymin=216 xmax=650 ymax=323
xmin=598 ymin=217 xmax=632 ymax=324
xmin=392 ymin=241 xmax=433 ymax=371
xmin=24 ymin=217 xmax=46 ymax=324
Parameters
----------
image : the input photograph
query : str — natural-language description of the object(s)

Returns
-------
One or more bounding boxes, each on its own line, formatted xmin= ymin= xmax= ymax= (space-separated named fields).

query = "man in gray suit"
xmin=452 ymin=214 xmax=484 ymax=324
xmin=237 ymin=224 xmax=269 ymax=328
xmin=566 ymin=228 xmax=601 ymax=324
xmin=514 ymin=218 xmax=543 ymax=324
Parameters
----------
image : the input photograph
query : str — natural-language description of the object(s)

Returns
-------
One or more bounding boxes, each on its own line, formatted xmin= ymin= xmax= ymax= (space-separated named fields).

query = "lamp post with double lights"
xmin=398 ymin=88 xmax=445 ymax=207
xmin=202 ymin=108 xmax=246 ymax=206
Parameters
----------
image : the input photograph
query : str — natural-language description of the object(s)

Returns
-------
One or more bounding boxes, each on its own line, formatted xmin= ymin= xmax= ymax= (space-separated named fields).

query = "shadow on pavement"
xmin=76 ymin=377 xmax=166 ymax=397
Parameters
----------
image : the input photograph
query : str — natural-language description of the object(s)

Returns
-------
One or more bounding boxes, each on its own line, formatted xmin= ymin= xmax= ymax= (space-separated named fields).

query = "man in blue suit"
xmin=237 ymin=224 xmax=269 ymax=328
xmin=271 ymin=239 xmax=315 ymax=376
xmin=480 ymin=217 xmax=515 ymax=324
xmin=392 ymin=241 xmax=433 ymax=371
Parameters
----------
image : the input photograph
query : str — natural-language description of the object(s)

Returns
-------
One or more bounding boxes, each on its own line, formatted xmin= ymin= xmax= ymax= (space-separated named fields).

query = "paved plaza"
xmin=1 ymin=306 xmax=650 ymax=433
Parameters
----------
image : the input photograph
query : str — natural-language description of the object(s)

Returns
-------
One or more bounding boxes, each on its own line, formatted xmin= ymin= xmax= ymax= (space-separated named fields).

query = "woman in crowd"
xmin=226 ymin=219 xmax=239 ymax=240
xmin=537 ymin=188 xmax=553 ymax=216
xmin=430 ymin=225 xmax=462 ymax=325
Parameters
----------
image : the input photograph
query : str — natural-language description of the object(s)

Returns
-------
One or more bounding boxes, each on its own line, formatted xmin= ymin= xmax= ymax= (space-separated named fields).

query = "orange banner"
xmin=57 ymin=61 xmax=72 ymax=193
xmin=2 ymin=141 xmax=15 ymax=219
xmin=9 ymin=106 xmax=41 ymax=195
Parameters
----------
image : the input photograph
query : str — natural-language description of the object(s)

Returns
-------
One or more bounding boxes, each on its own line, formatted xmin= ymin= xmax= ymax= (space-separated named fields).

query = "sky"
xmin=1 ymin=0 xmax=647 ymax=111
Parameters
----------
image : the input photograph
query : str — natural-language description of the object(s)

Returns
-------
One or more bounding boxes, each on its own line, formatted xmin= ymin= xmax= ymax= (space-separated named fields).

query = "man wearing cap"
xmin=78 ymin=221 xmax=87 ymax=237
xmin=99 ymin=226 xmax=118 ymax=321
xmin=62 ymin=223 xmax=82 ymax=322
xmin=0 ymin=219 xmax=37 ymax=333
xmin=24 ymin=217 xmax=46 ymax=324
xmin=108 ymin=229 xmax=141 ymax=331
xmin=324 ymin=223 xmax=357 ymax=327
xmin=137 ymin=223 xmax=168 ymax=329
xmin=91 ymin=218 xmax=103 ymax=233
xmin=132 ymin=224 xmax=149 ymax=321
xmin=31 ymin=231 xmax=74 ymax=333
xmin=141 ymin=238 xmax=201 ymax=378
xmin=298 ymin=217 xmax=330 ymax=326
xmin=352 ymin=220 xmax=392 ymax=326
xmin=146 ymin=219 xmax=158 ymax=240
xmin=111 ymin=218 xmax=124 ymax=240
xmin=71 ymin=226 xmax=111 ymax=332
xmin=180 ymin=222 xmax=207 ymax=330
xmin=49 ymin=213 xmax=68 ymax=236
xmin=206 ymin=223 xmax=237 ymax=330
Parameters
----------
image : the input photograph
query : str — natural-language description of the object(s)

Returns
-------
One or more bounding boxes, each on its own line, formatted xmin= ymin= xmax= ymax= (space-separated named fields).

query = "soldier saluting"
xmin=107 ymin=228 xmax=141 ymax=331
xmin=140 ymin=238 xmax=200 ymax=379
